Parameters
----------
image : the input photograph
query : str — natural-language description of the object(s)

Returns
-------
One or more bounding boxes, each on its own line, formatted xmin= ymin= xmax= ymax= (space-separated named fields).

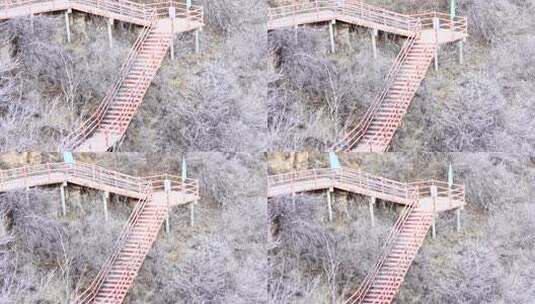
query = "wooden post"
xmin=164 ymin=179 xmax=171 ymax=234
xmin=194 ymin=28 xmax=201 ymax=54
xmin=326 ymin=187 xmax=333 ymax=222
xmin=291 ymin=192 xmax=296 ymax=210
xmin=433 ymin=17 xmax=439 ymax=71
xmin=30 ymin=13 xmax=34 ymax=32
xmin=456 ymin=207 xmax=461 ymax=232
xmin=65 ymin=9 xmax=72 ymax=43
xmin=371 ymin=28 xmax=378 ymax=60
xmin=329 ymin=20 xmax=336 ymax=53
xmin=458 ymin=39 xmax=464 ymax=64
xmin=369 ymin=197 xmax=376 ymax=227
xmin=60 ymin=181 xmax=67 ymax=216
xmin=431 ymin=185 xmax=438 ymax=239
xmin=107 ymin=18 xmax=114 ymax=48
xmin=294 ymin=24 xmax=298 ymax=42
xmin=25 ymin=186 xmax=30 ymax=204
xmin=190 ymin=200 xmax=196 ymax=227
xmin=102 ymin=191 xmax=109 ymax=222
xmin=169 ymin=6 xmax=176 ymax=60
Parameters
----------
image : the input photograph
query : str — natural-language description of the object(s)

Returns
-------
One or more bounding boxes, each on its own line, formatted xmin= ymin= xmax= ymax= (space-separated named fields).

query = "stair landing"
xmin=75 ymin=132 xmax=122 ymax=152
xmin=420 ymin=28 xmax=467 ymax=44
xmin=418 ymin=195 xmax=464 ymax=212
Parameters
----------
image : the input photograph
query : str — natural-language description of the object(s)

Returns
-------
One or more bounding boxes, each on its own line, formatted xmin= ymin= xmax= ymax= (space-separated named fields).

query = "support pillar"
xmin=107 ymin=18 xmax=114 ymax=48
xmin=294 ymin=25 xmax=298 ymax=42
xmin=326 ymin=187 xmax=333 ymax=222
xmin=60 ymin=182 xmax=67 ymax=216
xmin=164 ymin=179 xmax=171 ymax=234
xmin=458 ymin=39 xmax=464 ymax=64
xmin=456 ymin=207 xmax=461 ymax=232
xmin=169 ymin=6 xmax=176 ymax=60
xmin=25 ymin=186 xmax=30 ymax=204
xmin=30 ymin=14 xmax=34 ymax=32
xmin=329 ymin=20 xmax=336 ymax=53
xmin=102 ymin=191 xmax=109 ymax=222
xmin=291 ymin=192 xmax=296 ymax=211
xmin=65 ymin=9 xmax=71 ymax=43
xmin=190 ymin=200 xmax=196 ymax=227
xmin=194 ymin=28 xmax=201 ymax=54
xmin=431 ymin=185 xmax=438 ymax=239
xmin=433 ymin=17 xmax=439 ymax=71
xmin=371 ymin=28 xmax=378 ymax=60
xmin=369 ymin=197 xmax=376 ymax=227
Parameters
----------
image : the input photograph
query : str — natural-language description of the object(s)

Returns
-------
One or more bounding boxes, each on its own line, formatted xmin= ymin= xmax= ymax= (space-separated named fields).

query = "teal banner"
xmin=63 ymin=152 xmax=75 ymax=164
xmin=329 ymin=152 xmax=341 ymax=169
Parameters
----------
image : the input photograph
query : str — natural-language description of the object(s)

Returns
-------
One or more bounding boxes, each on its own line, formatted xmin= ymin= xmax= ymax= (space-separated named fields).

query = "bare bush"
xmin=161 ymin=236 xmax=234 ymax=303
xmin=201 ymin=0 xmax=266 ymax=34
xmin=268 ymin=27 xmax=392 ymax=149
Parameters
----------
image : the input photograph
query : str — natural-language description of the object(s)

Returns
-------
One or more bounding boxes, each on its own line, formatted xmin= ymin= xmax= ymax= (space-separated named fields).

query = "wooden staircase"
xmin=267 ymin=1 xmax=468 ymax=152
xmin=61 ymin=14 xmax=173 ymax=151
xmin=268 ymin=167 xmax=466 ymax=304
xmin=0 ymin=0 xmax=203 ymax=152
xmin=346 ymin=205 xmax=433 ymax=304
xmin=75 ymin=191 xmax=168 ymax=304
xmin=334 ymin=38 xmax=436 ymax=152
xmin=0 ymin=162 xmax=200 ymax=304
xmin=75 ymin=30 xmax=172 ymax=151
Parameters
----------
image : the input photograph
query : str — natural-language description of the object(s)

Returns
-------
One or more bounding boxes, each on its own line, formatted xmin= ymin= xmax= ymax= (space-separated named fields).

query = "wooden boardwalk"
xmin=268 ymin=1 xmax=468 ymax=151
xmin=1 ymin=0 xmax=204 ymax=152
xmin=268 ymin=166 xmax=466 ymax=304
xmin=0 ymin=161 xmax=200 ymax=303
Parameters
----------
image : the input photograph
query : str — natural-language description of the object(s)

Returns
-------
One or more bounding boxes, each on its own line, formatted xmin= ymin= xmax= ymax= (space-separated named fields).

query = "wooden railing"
xmin=412 ymin=11 xmax=468 ymax=36
xmin=73 ymin=182 xmax=154 ymax=304
xmin=268 ymin=0 xmax=421 ymax=34
xmin=409 ymin=179 xmax=465 ymax=208
xmin=0 ymin=161 xmax=199 ymax=197
xmin=146 ymin=0 xmax=203 ymax=22
xmin=331 ymin=32 xmax=421 ymax=151
xmin=1 ymin=0 xmax=204 ymax=24
xmin=268 ymin=167 xmax=465 ymax=204
xmin=269 ymin=167 xmax=415 ymax=202
xmin=144 ymin=173 xmax=199 ymax=197
xmin=0 ymin=162 xmax=148 ymax=193
xmin=345 ymin=195 xmax=418 ymax=304
xmin=60 ymin=10 xmax=158 ymax=150
xmin=0 ymin=161 xmax=199 ymax=303
xmin=364 ymin=42 xmax=434 ymax=149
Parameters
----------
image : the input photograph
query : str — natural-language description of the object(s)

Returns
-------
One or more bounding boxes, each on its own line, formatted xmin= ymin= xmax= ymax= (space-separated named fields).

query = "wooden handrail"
xmin=0 ymin=161 xmax=200 ymax=198
xmin=0 ymin=161 xmax=200 ymax=303
xmin=331 ymin=31 xmax=420 ymax=151
xmin=60 ymin=10 xmax=158 ymax=150
xmin=268 ymin=167 xmax=465 ymax=205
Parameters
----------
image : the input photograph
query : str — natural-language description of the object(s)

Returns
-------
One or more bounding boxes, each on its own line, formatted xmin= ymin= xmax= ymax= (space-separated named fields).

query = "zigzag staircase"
xmin=267 ymin=167 xmax=466 ymax=304
xmin=75 ymin=189 xmax=167 ymax=304
xmin=333 ymin=37 xmax=436 ymax=152
xmin=267 ymin=1 xmax=468 ymax=152
xmin=0 ymin=0 xmax=203 ymax=152
xmin=346 ymin=203 xmax=433 ymax=304
xmin=0 ymin=162 xmax=200 ymax=303
xmin=61 ymin=13 xmax=172 ymax=152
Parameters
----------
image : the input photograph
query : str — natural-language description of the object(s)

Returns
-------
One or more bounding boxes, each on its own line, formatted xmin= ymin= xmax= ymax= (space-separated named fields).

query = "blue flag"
xmin=329 ymin=152 xmax=341 ymax=169
xmin=450 ymin=0 xmax=456 ymax=18
xmin=63 ymin=151 xmax=75 ymax=164
xmin=181 ymin=156 xmax=187 ymax=181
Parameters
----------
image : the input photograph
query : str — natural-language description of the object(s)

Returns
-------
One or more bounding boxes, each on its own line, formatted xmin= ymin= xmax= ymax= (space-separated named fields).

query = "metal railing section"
xmin=268 ymin=0 xmax=421 ymax=34
xmin=331 ymin=32 xmax=421 ymax=151
xmin=1 ymin=0 xmax=204 ymax=24
xmin=60 ymin=10 xmax=158 ymax=150
xmin=268 ymin=166 xmax=465 ymax=204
